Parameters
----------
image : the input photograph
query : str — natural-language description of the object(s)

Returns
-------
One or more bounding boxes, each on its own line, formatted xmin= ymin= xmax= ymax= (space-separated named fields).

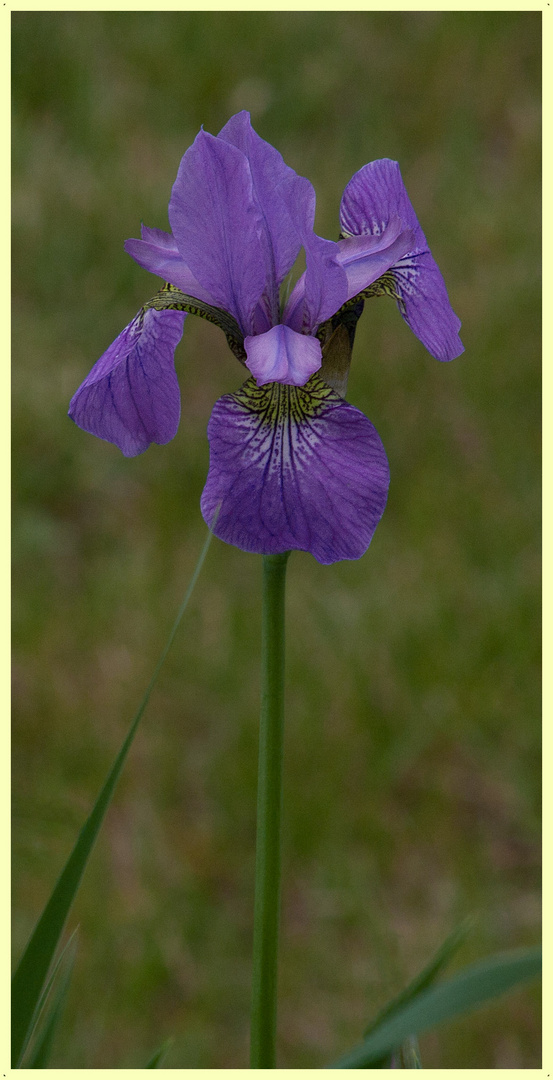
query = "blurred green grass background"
xmin=12 ymin=10 xmax=540 ymax=1069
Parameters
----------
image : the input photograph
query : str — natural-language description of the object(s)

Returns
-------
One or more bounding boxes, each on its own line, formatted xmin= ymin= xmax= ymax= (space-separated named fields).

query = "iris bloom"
xmin=69 ymin=112 xmax=463 ymax=564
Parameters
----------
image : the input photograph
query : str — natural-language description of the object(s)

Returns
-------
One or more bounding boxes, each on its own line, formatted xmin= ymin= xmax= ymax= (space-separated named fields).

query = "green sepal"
xmin=144 ymin=282 xmax=247 ymax=363
xmin=316 ymin=300 xmax=364 ymax=398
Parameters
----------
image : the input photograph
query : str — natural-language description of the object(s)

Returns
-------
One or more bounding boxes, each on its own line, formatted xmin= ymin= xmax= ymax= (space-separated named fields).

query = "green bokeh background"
xmin=12 ymin=10 xmax=541 ymax=1069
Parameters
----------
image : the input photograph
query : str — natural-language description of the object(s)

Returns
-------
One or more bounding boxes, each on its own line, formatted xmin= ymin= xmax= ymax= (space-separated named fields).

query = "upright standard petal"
xmin=200 ymin=375 xmax=390 ymax=564
xmin=282 ymin=174 xmax=348 ymax=334
xmin=168 ymin=130 xmax=267 ymax=335
xmin=68 ymin=308 xmax=185 ymax=457
xmin=244 ymin=324 xmax=322 ymax=387
xmin=125 ymin=226 xmax=217 ymax=305
xmin=218 ymin=112 xmax=311 ymax=318
xmin=340 ymin=159 xmax=463 ymax=361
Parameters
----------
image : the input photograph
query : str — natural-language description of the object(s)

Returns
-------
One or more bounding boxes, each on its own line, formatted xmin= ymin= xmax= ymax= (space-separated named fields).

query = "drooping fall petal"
xmin=340 ymin=158 xmax=463 ymax=361
xmin=200 ymin=375 xmax=390 ymax=564
xmin=68 ymin=309 xmax=185 ymax=456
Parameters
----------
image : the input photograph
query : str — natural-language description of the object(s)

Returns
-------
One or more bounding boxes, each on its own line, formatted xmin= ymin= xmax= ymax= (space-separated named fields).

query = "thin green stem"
xmin=250 ymin=551 xmax=290 ymax=1068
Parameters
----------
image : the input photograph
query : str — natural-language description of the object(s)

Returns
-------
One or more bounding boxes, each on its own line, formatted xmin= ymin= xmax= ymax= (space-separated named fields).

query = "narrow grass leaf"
xmin=16 ymin=927 xmax=79 ymax=1067
xmin=364 ymin=919 xmax=472 ymax=1037
xmin=328 ymin=946 xmax=541 ymax=1068
xmin=24 ymin=935 xmax=78 ymax=1068
xmin=145 ymin=1038 xmax=174 ymax=1067
xmin=399 ymin=1036 xmax=422 ymax=1068
xmin=388 ymin=1036 xmax=423 ymax=1068
xmin=11 ymin=521 xmax=217 ymax=1068
xmin=366 ymin=920 xmax=471 ymax=1068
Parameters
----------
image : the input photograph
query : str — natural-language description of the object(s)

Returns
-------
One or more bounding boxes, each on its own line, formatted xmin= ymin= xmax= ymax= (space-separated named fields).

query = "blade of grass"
xmin=17 ymin=927 xmax=79 ymax=1066
xmin=364 ymin=918 xmax=472 ymax=1037
xmin=24 ymin=934 xmax=78 ymax=1067
xmin=12 ymin=520 xmax=217 ymax=1068
xmin=145 ymin=1038 xmax=174 ymax=1067
xmin=328 ymin=946 xmax=541 ymax=1068
xmin=398 ymin=1036 xmax=422 ymax=1068
xmin=367 ymin=920 xmax=472 ymax=1068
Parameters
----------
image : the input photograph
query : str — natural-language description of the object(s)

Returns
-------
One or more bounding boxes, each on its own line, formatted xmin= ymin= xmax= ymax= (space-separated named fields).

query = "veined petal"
xmin=218 ymin=112 xmax=312 ymax=314
xmin=125 ymin=225 xmax=217 ymax=305
xmin=168 ymin=129 xmax=267 ymax=335
xmin=389 ymin=250 xmax=464 ymax=361
xmin=335 ymin=216 xmax=415 ymax=300
xmin=200 ymin=375 xmax=390 ymax=564
xmin=244 ymin=324 xmax=322 ymax=387
xmin=68 ymin=309 xmax=184 ymax=457
xmin=340 ymin=158 xmax=463 ymax=361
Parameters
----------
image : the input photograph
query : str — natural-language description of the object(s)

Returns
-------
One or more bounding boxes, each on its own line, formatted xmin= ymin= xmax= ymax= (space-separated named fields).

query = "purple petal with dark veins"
xmin=168 ymin=129 xmax=267 ymax=335
xmin=335 ymin=216 xmax=415 ymax=300
xmin=340 ymin=158 xmax=464 ymax=361
xmin=125 ymin=225 xmax=217 ymax=304
xmin=200 ymin=375 xmax=390 ymax=564
xmin=68 ymin=308 xmax=185 ymax=457
xmin=244 ymin=324 xmax=322 ymax=387
xmin=217 ymin=112 xmax=312 ymax=320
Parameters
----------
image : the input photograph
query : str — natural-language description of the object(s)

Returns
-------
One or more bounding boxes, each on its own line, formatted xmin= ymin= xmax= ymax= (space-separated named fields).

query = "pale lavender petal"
xmin=200 ymin=376 xmax=390 ymax=564
xmin=301 ymin=230 xmax=349 ymax=331
xmin=68 ymin=308 xmax=185 ymax=457
xmin=244 ymin=324 xmax=322 ymax=387
xmin=125 ymin=225 xmax=217 ymax=304
xmin=283 ymin=233 xmax=347 ymax=333
xmin=282 ymin=270 xmax=307 ymax=332
xmin=281 ymin=174 xmax=348 ymax=333
xmin=335 ymin=216 xmax=414 ymax=300
xmin=284 ymin=220 xmax=414 ymax=331
xmin=340 ymin=158 xmax=463 ymax=361
xmin=168 ymin=129 xmax=267 ymax=334
xmin=218 ymin=111 xmax=312 ymax=317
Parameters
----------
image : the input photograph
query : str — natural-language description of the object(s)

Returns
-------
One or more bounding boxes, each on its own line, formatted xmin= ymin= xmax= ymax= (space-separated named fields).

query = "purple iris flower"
xmin=69 ymin=112 xmax=463 ymax=564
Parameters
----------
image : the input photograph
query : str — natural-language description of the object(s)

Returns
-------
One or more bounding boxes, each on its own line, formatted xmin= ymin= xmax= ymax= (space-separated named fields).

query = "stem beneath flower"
xmin=250 ymin=551 xmax=290 ymax=1068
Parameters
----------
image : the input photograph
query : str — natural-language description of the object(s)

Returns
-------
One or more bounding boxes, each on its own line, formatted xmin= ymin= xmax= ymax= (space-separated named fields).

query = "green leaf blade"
xmin=16 ymin=928 xmax=79 ymax=1067
xmin=145 ymin=1038 xmax=174 ymax=1067
xmin=364 ymin=919 xmax=472 ymax=1039
xmin=11 ymin=523 xmax=216 ymax=1067
xmin=328 ymin=946 xmax=541 ymax=1069
xmin=24 ymin=934 xmax=77 ymax=1068
xmin=12 ymin=746 xmax=130 ymax=1065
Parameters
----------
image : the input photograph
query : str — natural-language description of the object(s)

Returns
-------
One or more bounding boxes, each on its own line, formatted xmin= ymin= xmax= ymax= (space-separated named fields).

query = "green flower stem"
xmin=250 ymin=551 xmax=290 ymax=1068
